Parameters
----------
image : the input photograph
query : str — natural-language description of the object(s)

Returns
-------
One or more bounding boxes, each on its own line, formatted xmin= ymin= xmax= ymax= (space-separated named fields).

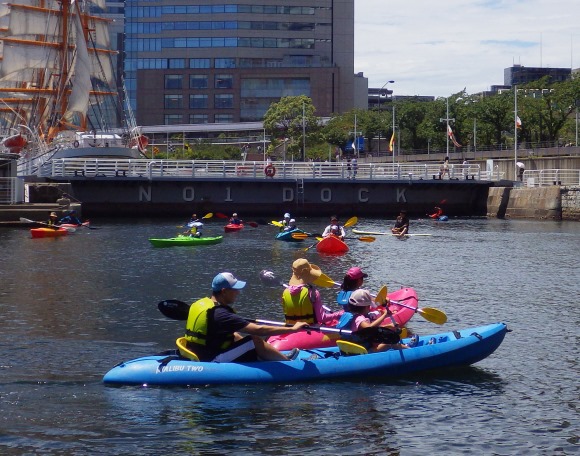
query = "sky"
xmin=355 ymin=0 xmax=579 ymax=98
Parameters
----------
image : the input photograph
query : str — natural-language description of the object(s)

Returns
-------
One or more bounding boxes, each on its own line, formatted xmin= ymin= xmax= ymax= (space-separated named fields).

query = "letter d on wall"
xmin=283 ymin=187 xmax=294 ymax=202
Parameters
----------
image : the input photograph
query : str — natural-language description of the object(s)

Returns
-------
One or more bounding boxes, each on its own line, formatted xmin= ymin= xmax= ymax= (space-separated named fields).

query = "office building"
xmin=123 ymin=1 xmax=355 ymax=125
xmin=504 ymin=65 xmax=571 ymax=86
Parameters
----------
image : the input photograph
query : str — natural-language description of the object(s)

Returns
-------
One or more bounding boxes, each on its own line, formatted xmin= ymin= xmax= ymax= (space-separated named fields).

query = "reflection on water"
xmin=0 ymin=218 xmax=578 ymax=454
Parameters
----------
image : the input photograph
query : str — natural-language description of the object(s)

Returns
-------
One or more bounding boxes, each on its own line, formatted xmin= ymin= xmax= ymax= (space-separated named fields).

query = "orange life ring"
xmin=264 ymin=164 xmax=276 ymax=177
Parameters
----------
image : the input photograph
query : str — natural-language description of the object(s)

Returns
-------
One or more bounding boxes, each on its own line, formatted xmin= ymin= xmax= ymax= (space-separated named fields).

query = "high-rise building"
xmin=504 ymin=65 xmax=571 ymax=86
xmin=123 ymin=1 xmax=355 ymax=125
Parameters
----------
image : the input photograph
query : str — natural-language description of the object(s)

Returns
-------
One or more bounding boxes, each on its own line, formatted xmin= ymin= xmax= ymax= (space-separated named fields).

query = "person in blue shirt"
xmin=58 ymin=210 xmax=82 ymax=225
xmin=229 ymin=213 xmax=243 ymax=225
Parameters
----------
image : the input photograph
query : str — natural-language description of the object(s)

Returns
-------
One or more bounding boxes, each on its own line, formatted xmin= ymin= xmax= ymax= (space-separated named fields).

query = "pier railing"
xmin=39 ymin=158 xmax=506 ymax=181
xmin=522 ymin=169 xmax=580 ymax=187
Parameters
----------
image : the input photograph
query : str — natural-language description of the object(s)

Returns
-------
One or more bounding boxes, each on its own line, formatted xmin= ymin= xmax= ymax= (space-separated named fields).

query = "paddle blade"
xmin=418 ymin=307 xmax=447 ymax=325
xmin=158 ymin=299 xmax=190 ymax=320
xmin=313 ymin=272 xmax=338 ymax=288
xmin=215 ymin=212 xmax=228 ymax=219
xmin=344 ymin=216 xmax=358 ymax=228
xmin=358 ymin=236 xmax=375 ymax=242
xmin=202 ymin=212 xmax=213 ymax=219
xmin=271 ymin=220 xmax=283 ymax=227
xmin=291 ymin=233 xmax=309 ymax=239
xmin=375 ymin=286 xmax=388 ymax=305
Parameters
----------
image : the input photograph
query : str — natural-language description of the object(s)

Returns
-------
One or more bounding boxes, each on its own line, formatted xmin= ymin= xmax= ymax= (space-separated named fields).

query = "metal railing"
xmin=38 ymin=158 xmax=503 ymax=181
xmin=0 ymin=177 xmax=19 ymax=204
xmin=522 ymin=169 xmax=580 ymax=187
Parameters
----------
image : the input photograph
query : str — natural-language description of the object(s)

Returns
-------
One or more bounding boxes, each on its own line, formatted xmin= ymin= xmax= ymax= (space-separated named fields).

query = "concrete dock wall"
xmin=487 ymin=186 xmax=580 ymax=220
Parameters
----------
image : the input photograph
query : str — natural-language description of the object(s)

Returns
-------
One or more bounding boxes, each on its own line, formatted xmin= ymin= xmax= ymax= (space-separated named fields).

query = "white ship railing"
xmin=38 ymin=159 xmax=502 ymax=181
xmin=522 ymin=169 xmax=580 ymax=187
xmin=0 ymin=177 xmax=20 ymax=204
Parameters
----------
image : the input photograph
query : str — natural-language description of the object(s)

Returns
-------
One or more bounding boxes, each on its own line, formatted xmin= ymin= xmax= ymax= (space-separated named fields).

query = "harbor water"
xmin=0 ymin=217 xmax=578 ymax=455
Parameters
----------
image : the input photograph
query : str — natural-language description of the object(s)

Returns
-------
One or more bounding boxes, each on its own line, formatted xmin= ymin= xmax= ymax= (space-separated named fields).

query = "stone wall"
xmin=561 ymin=186 xmax=580 ymax=221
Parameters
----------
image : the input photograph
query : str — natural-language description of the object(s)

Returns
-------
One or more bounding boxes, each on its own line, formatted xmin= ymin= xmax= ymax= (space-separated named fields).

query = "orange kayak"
xmin=316 ymin=235 xmax=349 ymax=254
xmin=30 ymin=228 xmax=68 ymax=238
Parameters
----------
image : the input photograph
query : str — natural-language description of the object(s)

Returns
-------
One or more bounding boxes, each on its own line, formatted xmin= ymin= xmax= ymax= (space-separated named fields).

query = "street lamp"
xmin=377 ymin=80 xmax=394 ymax=154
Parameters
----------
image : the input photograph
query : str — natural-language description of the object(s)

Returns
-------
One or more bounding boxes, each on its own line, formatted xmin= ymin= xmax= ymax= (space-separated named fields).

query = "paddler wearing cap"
xmin=184 ymin=272 xmax=307 ymax=362
xmin=282 ymin=259 xmax=343 ymax=326
xmin=277 ymin=212 xmax=291 ymax=231
xmin=229 ymin=213 xmax=243 ymax=225
xmin=337 ymin=267 xmax=379 ymax=310
xmin=338 ymin=289 xmax=408 ymax=352
xmin=322 ymin=215 xmax=345 ymax=240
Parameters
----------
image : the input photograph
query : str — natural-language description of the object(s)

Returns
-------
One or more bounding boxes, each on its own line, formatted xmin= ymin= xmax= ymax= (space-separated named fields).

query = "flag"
xmin=516 ymin=116 xmax=522 ymax=129
xmin=447 ymin=125 xmax=462 ymax=148
xmin=389 ymin=132 xmax=395 ymax=153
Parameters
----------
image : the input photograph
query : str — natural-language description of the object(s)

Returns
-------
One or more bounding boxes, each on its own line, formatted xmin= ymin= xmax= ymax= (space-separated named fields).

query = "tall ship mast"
xmin=0 ymin=0 xmax=147 ymax=173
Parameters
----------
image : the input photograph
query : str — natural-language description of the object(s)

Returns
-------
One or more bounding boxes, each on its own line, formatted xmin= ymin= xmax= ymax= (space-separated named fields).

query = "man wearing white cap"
xmin=184 ymin=272 xmax=307 ymax=362
xmin=277 ymin=212 xmax=291 ymax=231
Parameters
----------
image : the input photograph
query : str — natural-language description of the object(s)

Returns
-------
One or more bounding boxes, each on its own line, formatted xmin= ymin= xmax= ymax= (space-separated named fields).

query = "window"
xmin=214 ymin=114 xmax=233 ymax=123
xmin=164 ymin=94 xmax=182 ymax=109
xmin=189 ymin=58 xmax=210 ymax=69
xmin=190 ymin=114 xmax=208 ymax=124
xmin=164 ymin=114 xmax=182 ymax=125
xmin=164 ymin=75 xmax=182 ymax=89
xmin=215 ymin=58 xmax=236 ymax=69
xmin=215 ymin=94 xmax=233 ymax=109
xmin=189 ymin=94 xmax=208 ymax=109
xmin=215 ymin=74 xmax=233 ymax=89
xmin=168 ymin=59 xmax=185 ymax=68
xmin=189 ymin=75 xmax=208 ymax=89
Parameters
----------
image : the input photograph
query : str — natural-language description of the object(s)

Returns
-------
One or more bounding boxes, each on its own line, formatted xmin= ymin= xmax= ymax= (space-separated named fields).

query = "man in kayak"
xmin=58 ymin=210 xmax=82 ymax=226
xmin=277 ymin=212 xmax=291 ymax=231
xmin=391 ymin=209 xmax=410 ymax=236
xmin=283 ymin=218 xmax=297 ymax=232
xmin=47 ymin=212 xmax=59 ymax=226
xmin=282 ymin=258 xmax=343 ymax=326
xmin=184 ymin=213 xmax=203 ymax=237
xmin=428 ymin=206 xmax=444 ymax=219
xmin=184 ymin=272 xmax=307 ymax=362
xmin=229 ymin=213 xmax=242 ymax=225
xmin=322 ymin=215 xmax=345 ymax=239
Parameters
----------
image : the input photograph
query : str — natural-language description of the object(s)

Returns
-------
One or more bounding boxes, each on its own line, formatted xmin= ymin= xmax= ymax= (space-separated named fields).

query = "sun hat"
xmin=211 ymin=272 xmax=246 ymax=292
xmin=284 ymin=213 xmax=291 ymax=218
xmin=348 ymin=289 xmax=375 ymax=307
xmin=50 ymin=212 xmax=57 ymax=217
xmin=289 ymin=258 xmax=323 ymax=286
xmin=232 ymin=213 xmax=238 ymax=217
xmin=346 ymin=267 xmax=368 ymax=280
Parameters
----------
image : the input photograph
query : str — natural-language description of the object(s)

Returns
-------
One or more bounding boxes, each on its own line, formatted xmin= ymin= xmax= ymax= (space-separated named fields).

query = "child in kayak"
xmin=337 ymin=267 xmax=369 ymax=310
xmin=339 ymin=289 xmax=407 ymax=352
xmin=322 ymin=215 xmax=345 ymax=239
xmin=229 ymin=213 xmax=243 ymax=225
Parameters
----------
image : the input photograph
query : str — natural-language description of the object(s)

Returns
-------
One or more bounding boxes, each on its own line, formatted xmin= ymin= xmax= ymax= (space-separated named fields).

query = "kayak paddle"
xmin=20 ymin=217 xmax=76 ymax=232
xmin=157 ymin=299 xmax=359 ymax=336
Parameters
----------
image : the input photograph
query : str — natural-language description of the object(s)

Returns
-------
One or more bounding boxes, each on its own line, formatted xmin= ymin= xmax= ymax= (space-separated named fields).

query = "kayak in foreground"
xmin=30 ymin=227 xmax=68 ymax=238
xmin=268 ymin=287 xmax=419 ymax=350
xmin=316 ymin=235 xmax=349 ymax=254
xmin=149 ymin=235 xmax=223 ymax=247
xmin=352 ymin=229 xmax=432 ymax=237
xmin=103 ymin=323 xmax=508 ymax=386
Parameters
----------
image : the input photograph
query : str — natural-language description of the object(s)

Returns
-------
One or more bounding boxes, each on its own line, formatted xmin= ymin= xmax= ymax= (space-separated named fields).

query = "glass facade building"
xmin=123 ymin=1 xmax=355 ymax=125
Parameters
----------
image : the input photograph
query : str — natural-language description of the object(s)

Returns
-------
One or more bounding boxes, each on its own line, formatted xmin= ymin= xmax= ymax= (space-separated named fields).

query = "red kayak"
xmin=268 ymin=287 xmax=419 ymax=350
xmin=224 ymin=223 xmax=244 ymax=232
xmin=316 ymin=235 xmax=349 ymax=254
xmin=30 ymin=227 xmax=68 ymax=238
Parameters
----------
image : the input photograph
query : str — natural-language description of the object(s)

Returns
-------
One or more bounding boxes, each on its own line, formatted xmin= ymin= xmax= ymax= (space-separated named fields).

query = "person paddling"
xmin=322 ymin=215 xmax=345 ymax=240
xmin=391 ymin=209 xmax=410 ymax=236
xmin=278 ymin=212 xmax=291 ymax=231
xmin=184 ymin=272 xmax=307 ymax=362
xmin=428 ymin=206 xmax=444 ymax=219
xmin=184 ymin=213 xmax=203 ymax=237
xmin=229 ymin=213 xmax=243 ymax=225
xmin=47 ymin=212 xmax=59 ymax=227
xmin=58 ymin=210 xmax=82 ymax=226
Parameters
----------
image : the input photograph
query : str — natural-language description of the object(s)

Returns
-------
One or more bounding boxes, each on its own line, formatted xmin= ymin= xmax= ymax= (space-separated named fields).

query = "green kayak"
xmin=149 ymin=235 xmax=223 ymax=247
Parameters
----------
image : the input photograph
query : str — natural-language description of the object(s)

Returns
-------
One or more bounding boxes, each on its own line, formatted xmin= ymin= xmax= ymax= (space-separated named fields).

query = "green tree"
xmin=263 ymin=95 xmax=320 ymax=160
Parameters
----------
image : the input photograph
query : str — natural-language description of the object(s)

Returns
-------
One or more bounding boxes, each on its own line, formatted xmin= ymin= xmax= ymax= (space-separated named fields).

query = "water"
xmin=0 ymin=217 xmax=578 ymax=455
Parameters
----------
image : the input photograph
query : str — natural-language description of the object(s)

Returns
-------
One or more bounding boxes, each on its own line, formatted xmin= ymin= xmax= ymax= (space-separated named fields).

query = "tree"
xmin=263 ymin=96 xmax=320 ymax=160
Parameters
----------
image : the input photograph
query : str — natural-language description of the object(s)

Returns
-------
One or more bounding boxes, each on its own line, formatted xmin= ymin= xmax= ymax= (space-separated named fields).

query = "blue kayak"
xmin=103 ymin=323 xmax=508 ymax=386
xmin=275 ymin=228 xmax=308 ymax=242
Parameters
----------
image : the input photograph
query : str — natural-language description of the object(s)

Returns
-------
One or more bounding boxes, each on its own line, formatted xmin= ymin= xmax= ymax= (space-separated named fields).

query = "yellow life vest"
xmin=184 ymin=297 xmax=233 ymax=350
xmin=282 ymin=286 xmax=316 ymax=324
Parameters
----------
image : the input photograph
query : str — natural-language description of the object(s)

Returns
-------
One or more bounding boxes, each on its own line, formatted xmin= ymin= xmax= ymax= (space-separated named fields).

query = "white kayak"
xmin=352 ymin=229 xmax=432 ymax=236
